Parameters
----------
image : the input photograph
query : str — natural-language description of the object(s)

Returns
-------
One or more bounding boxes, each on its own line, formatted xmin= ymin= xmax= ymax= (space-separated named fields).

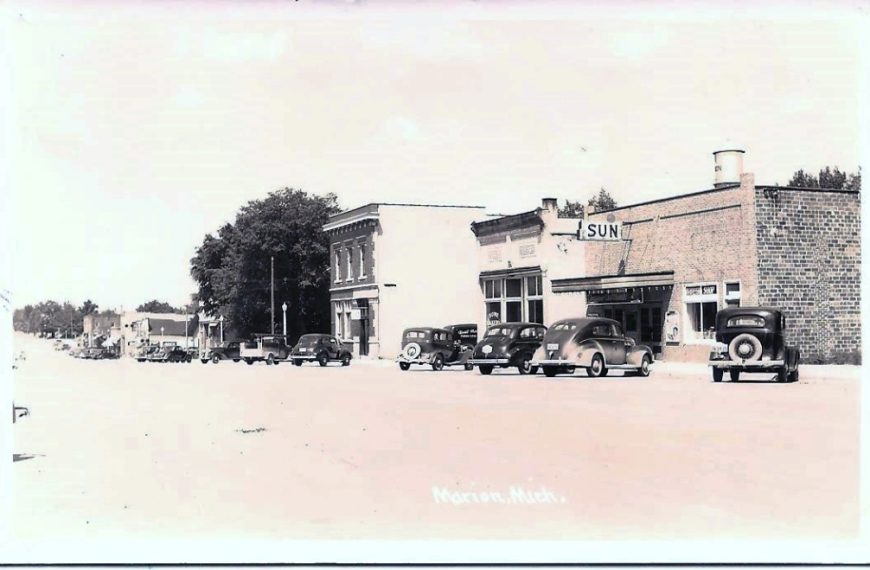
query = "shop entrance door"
xmin=357 ymin=300 xmax=369 ymax=357
xmin=623 ymin=309 xmax=640 ymax=344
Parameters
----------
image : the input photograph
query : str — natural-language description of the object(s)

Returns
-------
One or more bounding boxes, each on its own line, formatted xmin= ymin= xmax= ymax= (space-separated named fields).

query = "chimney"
xmin=541 ymin=197 xmax=558 ymax=212
xmin=713 ymin=149 xmax=745 ymax=188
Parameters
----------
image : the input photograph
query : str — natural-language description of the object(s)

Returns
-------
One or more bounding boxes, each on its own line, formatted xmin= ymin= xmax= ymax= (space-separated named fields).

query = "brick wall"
xmin=328 ymin=223 xmax=376 ymax=287
xmin=754 ymin=187 xmax=861 ymax=363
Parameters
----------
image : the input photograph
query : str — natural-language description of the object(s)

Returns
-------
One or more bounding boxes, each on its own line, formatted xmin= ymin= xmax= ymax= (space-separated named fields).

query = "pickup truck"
xmin=240 ymin=335 xmax=291 ymax=365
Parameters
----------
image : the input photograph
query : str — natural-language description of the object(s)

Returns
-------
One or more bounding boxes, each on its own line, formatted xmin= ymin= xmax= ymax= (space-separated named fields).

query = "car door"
xmin=328 ymin=336 xmax=340 ymax=359
xmin=609 ymin=324 xmax=628 ymax=365
xmin=590 ymin=323 xmax=620 ymax=365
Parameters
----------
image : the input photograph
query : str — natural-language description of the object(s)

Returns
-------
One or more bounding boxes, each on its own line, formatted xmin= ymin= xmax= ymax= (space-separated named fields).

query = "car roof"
xmin=717 ymin=306 xmax=783 ymax=318
xmin=553 ymin=317 xmax=619 ymax=328
xmin=485 ymin=322 xmax=545 ymax=329
xmin=404 ymin=327 xmax=446 ymax=333
xmin=445 ymin=323 xmax=477 ymax=329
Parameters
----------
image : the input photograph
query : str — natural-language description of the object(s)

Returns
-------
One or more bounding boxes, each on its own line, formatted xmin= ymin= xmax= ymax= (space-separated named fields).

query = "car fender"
xmin=574 ymin=340 xmax=607 ymax=367
xmin=626 ymin=345 xmax=654 ymax=367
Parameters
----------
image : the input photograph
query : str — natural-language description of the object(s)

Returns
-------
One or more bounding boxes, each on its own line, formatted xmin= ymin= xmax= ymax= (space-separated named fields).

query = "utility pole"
xmin=270 ymin=255 xmax=275 ymax=335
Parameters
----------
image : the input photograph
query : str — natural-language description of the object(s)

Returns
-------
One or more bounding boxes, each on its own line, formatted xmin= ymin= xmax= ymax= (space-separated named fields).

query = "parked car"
xmin=396 ymin=324 xmax=477 ymax=371
xmin=531 ymin=317 xmax=654 ymax=378
xmin=240 ymin=335 xmax=291 ymax=365
xmin=69 ymin=347 xmax=86 ymax=358
xmin=80 ymin=347 xmax=106 ymax=360
xmin=146 ymin=342 xmax=179 ymax=362
xmin=708 ymin=307 xmax=799 ymax=383
xmin=201 ymin=339 xmax=243 ymax=364
xmin=469 ymin=322 xmax=547 ymax=375
xmin=150 ymin=345 xmax=192 ymax=363
xmin=290 ymin=334 xmax=353 ymax=367
xmin=135 ymin=344 xmax=160 ymax=362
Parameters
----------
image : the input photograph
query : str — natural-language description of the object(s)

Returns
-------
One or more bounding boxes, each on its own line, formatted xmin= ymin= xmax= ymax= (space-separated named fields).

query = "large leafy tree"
xmin=190 ymin=188 xmax=340 ymax=340
xmin=12 ymin=299 xmax=99 ymax=337
xmin=558 ymin=188 xmax=618 ymax=218
xmin=787 ymin=166 xmax=861 ymax=190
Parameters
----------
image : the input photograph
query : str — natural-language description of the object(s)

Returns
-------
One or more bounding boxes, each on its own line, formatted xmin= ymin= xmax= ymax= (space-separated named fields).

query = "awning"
xmin=551 ymin=271 xmax=674 ymax=293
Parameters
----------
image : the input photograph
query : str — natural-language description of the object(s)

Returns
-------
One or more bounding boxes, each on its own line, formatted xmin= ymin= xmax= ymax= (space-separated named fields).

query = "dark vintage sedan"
xmin=396 ymin=324 xmax=477 ymax=371
xmin=149 ymin=344 xmax=191 ymax=363
xmin=531 ymin=317 xmax=654 ymax=378
xmin=290 ymin=334 xmax=352 ymax=367
xmin=708 ymin=307 xmax=799 ymax=383
xmin=201 ymin=340 xmax=243 ymax=364
xmin=468 ymin=322 xmax=547 ymax=375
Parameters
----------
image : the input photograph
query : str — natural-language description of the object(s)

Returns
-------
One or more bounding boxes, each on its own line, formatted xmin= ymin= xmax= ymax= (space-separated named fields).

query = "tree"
xmin=136 ymin=300 xmax=180 ymax=314
xmin=190 ymin=188 xmax=340 ymax=340
xmin=787 ymin=166 xmax=860 ymax=190
xmin=79 ymin=299 xmax=99 ymax=316
xmin=558 ymin=188 xmax=619 ymax=218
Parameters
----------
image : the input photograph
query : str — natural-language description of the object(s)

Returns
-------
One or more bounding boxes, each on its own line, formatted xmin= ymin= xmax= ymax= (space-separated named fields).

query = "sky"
xmin=2 ymin=0 xmax=867 ymax=311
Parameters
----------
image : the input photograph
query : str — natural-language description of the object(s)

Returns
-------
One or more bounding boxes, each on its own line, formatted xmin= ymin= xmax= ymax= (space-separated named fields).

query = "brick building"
xmin=552 ymin=150 xmax=861 ymax=363
xmin=323 ymin=202 xmax=485 ymax=358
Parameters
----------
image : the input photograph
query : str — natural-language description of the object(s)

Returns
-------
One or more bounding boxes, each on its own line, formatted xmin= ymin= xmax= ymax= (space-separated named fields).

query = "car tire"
xmin=543 ymin=366 xmax=558 ymax=377
xmin=479 ymin=365 xmax=494 ymax=375
xmin=317 ymin=353 xmax=328 ymax=367
xmin=464 ymin=362 xmax=473 ymax=371
xmin=776 ymin=367 xmax=788 ymax=383
xmin=712 ymin=368 xmax=723 ymax=382
xmin=517 ymin=354 xmax=534 ymax=375
xmin=587 ymin=353 xmax=606 ymax=378
xmin=293 ymin=359 xmax=303 ymax=366
xmin=245 ymin=359 xmax=254 ymax=365
xmin=431 ymin=354 xmax=444 ymax=371
xmin=266 ymin=354 xmax=275 ymax=366
xmin=233 ymin=359 xmax=240 ymax=363
xmin=789 ymin=367 xmax=800 ymax=383
xmin=399 ymin=362 xmax=411 ymax=371
xmin=637 ymin=354 xmax=652 ymax=377
xmin=730 ymin=369 xmax=740 ymax=382
xmin=212 ymin=354 xmax=220 ymax=364
xmin=341 ymin=354 xmax=351 ymax=366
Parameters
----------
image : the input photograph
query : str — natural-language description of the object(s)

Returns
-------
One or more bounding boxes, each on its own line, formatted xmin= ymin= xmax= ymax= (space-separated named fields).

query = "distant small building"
xmin=120 ymin=311 xmax=198 ymax=355
xmin=82 ymin=312 xmax=121 ymax=347
xmin=323 ymin=202 xmax=485 ymax=358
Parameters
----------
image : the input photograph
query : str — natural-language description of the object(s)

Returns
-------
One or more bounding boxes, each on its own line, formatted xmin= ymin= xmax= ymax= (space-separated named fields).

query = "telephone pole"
xmin=270 ymin=255 xmax=275 ymax=335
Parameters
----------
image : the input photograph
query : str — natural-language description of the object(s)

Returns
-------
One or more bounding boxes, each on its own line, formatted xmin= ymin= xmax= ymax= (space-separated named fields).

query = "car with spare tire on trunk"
xmin=396 ymin=324 xmax=478 ymax=371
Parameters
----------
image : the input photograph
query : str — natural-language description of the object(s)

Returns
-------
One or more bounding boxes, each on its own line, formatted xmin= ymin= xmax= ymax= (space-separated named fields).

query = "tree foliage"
xmin=135 ymin=300 xmax=180 ymax=313
xmin=558 ymin=188 xmax=619 ymax=218
xmin=12 ymin=300 xmax=112 ymax=337
xmin=787 ymin=166 xmax=861 ymax=190
xmin=190 ymin=188 xmax=340 ymax=340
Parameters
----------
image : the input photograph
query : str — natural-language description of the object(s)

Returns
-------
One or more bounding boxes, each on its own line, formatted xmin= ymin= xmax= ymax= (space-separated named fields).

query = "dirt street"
xmin=10 ymin=333 xmax=860 ymax=542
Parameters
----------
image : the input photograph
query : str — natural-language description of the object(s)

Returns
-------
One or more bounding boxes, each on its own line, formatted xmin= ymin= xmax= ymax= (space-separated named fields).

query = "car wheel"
xmin=245 ymin=359 xmax=254 ymax=365
xmin=517 ymin=354 xmax=534 ymax=375
xmin=776 ymin=367 xmax=788 ymax=383
xmin=730 ymin=369 xmax=740 ymax=382
xmin=543 ymin=366 xmax=558 ymax=377
xmin=464 ymin=362 xmax=473 ymax=371
xmin=232 ymin=359 xmax=240 ymax=363
xmin=637 ymin=354 xmax=652 ymax=377
xmin=266 ymin=354 xmax=275 ymax=366
xmin=211 ymin=354 xmax=220 ymax=364
xmin=586 ymin=354 xmax=605 ymax=378
xmin=789 ymin=367 xmax=800 ymax=383
xmin=317 ymin=352 xmax=328 ymax=367
xmin=293 ymin=359 xmax=303 ymax=367
xmin=479 ymin=365 xmax=494 ymax=375
xmin=712 ymin=368 xmax=723 ymax=382
xmin=431 ymin=354 xmax=444 ymax=371
xmin=341 ymin=354 xmax=351 ymax=366
xmin=399 ymin=362 xmax=411 ymax=371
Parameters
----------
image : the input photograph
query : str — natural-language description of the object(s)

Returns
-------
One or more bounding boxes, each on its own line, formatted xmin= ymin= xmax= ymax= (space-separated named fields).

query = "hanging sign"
xmin=576 ymin=220 xmax=623 ymax=241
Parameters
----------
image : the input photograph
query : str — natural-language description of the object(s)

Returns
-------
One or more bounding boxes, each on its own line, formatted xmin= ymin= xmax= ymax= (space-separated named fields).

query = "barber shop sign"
xmin=576 ymin=216 xmax=623 ymax=241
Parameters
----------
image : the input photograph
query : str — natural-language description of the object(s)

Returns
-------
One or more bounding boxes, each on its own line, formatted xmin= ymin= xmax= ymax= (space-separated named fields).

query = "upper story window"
xmin=358 ymin=242 xmax=366 ymax=278
xmin=334 ymin=249 xmax=341 ymax=283
xmin=345 ymin=246 xmax=353 ymax=281
xmin=724 ymin=281 xmax=741 ymax=308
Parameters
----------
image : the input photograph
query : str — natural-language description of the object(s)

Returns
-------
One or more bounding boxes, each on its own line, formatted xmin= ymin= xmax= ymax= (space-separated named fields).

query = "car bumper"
xmin=292 ymin=355 xmax=319 ymax=360
xmin=531 ymin=358 xmax=574 ymax=367
xmin=396 ymin=355 xmax=434 ymax=365
xmin=709 ymin=359 xmax=785 ymax=368
xmin=468 ymin=358 xmax=510 ymax=365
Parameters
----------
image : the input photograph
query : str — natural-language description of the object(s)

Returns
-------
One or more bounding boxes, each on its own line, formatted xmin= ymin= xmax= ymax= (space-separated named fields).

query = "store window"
xmin=685 ymin=283 xmax=718 ymax=342
xmin=482 ymin=274 xmax=544 ymax=325
xmin=724 ymin=281 xmax=741 ymax=307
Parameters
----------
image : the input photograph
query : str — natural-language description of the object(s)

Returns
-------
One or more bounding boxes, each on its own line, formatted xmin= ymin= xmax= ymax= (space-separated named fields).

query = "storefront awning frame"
xmin=551 ymin=271 xmax=675 ymax=293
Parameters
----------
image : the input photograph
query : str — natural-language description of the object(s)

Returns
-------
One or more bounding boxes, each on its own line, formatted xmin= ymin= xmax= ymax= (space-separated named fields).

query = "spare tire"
xmin=728 ymin=333 xmax=763 ymax=362
xmin=402 ymin=342 xmax=422 ymax=360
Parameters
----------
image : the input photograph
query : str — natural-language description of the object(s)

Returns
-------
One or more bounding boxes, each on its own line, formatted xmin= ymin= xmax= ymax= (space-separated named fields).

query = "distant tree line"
xmin=786 ymin=166 xmax=861 ymax=190
xmin=558 ymin=188 xmax=618 ymax=218
xmin=13 ymin=299 xmax=102 ymax=337
xmin=189 ymin=188 xmax=340 ymax=340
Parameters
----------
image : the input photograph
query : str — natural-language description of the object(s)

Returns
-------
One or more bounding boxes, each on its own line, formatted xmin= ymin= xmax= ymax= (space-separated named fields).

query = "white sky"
xmin=2 ymin=0 xmax=867 ymax=310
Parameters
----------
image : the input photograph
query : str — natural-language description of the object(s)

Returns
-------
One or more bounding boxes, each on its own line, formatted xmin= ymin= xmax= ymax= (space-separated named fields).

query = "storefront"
xmin=481 ymin=268 xmax=544 ymax=326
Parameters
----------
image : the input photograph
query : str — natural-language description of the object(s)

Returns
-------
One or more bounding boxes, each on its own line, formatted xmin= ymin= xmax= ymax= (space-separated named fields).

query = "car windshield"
xmin=405 ymin=330 xmax=429 ymax=339
xmin=551 ymin=322 xmax=577 ymax=331
xmin=727 ymin=315 xmax=766 ymax=327
xmin=484 ymin=326 xmax=513 ymax=338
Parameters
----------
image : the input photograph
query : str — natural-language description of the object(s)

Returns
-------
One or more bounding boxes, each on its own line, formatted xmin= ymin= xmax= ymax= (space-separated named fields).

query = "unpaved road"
xmin=10 ymin=333 xmax=859 ymax=541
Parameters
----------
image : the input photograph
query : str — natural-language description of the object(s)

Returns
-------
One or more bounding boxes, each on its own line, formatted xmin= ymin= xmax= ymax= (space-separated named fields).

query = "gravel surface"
xmin=11 ymin=333 xmax=859 ymax=541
